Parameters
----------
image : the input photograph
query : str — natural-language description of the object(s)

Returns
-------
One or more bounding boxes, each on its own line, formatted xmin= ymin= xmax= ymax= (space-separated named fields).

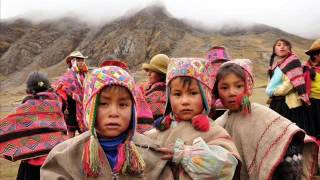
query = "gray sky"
xmin=1 ymin=0 xmax=319 ymax=39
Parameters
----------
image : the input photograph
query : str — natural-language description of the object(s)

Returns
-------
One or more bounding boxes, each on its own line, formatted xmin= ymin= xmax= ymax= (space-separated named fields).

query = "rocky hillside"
xmin=0 ymin=5 xmax=314 ymax=89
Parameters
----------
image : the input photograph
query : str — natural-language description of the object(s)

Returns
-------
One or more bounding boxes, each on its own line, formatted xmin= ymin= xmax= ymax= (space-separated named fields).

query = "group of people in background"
xmin=0 ymin=37 xmax=319 ymax=180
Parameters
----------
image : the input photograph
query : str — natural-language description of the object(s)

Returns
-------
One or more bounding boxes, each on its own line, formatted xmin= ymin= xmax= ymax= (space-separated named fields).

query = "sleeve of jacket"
xmin=273 ymin=74 xmax=294 ymax=96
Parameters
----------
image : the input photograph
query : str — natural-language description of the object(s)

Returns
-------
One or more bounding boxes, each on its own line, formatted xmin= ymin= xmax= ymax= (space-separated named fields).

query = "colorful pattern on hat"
xmin=166 ymin=58 xmax=213 ymax=115
xmin=83 ymin=66 xmax=136 ymax=131
xmin=167 ymin=58 xmax=214 ymax=90
xmin=207 ymin=46 xmax=231 ymax=63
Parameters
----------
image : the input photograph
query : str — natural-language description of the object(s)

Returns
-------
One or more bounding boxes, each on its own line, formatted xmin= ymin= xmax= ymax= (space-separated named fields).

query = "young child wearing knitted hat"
xmin=146 ymin=58 xmax=240 ymax=179
xmin=41 ymin=66 xmax=172 ymax=179
xmin=214 ymin=59 xmax=318 ymax=179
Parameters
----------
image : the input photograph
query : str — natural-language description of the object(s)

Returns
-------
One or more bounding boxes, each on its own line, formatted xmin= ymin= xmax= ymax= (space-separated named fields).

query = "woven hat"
xmin=142 ymin=54 xmax=169 ymax=74
xmin=165 ymin=57 xmax=213 ymax=115
xmin=206 ymin=46 xmax=231 ymax=63
xmin=99 ymin=59 xmax=129 ymax=71
xmin=305 ymin=38 xmax=320 ymax=55
xmin=65 ymin=51 xmax=88 ymax=64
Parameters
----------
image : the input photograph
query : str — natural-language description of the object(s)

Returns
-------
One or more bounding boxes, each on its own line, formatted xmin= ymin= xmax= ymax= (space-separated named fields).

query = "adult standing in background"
xmin=55 ymin=51 xmax=89 ymax=137
xmin=266 ymin=39 xmax=310 ymax=132
xmin=142 ymin=54 xmax=169 ymax=120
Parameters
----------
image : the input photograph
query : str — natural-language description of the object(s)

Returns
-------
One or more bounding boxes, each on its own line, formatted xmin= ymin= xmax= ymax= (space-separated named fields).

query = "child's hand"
xmin=157 ymin=145 xmax=174 ymax=160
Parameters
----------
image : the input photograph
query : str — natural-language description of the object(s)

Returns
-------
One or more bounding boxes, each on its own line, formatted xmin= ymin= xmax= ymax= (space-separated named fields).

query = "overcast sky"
xmin=1 ymin=0 xmax=319 ymax=39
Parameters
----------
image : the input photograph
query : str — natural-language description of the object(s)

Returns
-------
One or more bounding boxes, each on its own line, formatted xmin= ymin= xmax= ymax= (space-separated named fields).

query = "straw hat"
xmin=305 ymin=38 xmax=320 ymax=55
xmin=142 ymin=54 xmax=169 ymax=74
xmin=65 ymin=51 xmax=88 ymax=64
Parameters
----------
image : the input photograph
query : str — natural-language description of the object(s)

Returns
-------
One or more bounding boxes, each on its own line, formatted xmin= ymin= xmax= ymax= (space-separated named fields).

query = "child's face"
xmin=217 ymin=73 xmax=245 ymax=111
xmin=169 ymin=78 xmax=204 ymax=121
xmin=147 ymin=71 xmax=162 ymax=84
xmin=76 ymin=58 xmax=86 ymax=69
xmin=96 ymin=86 xmax=132 ymax=138
xmin=274 ymin=40 xmax=290 ymax=58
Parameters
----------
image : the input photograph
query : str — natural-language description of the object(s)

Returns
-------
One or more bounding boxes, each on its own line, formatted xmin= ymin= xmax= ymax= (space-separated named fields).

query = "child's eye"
xmin=119 ymin=103 xmax=129 ymax=108
xmin=99 ymin=102 xmax=108 ymax=106
xmin=173 ymin=92 xmax=181 ymax=96
xmin=220 ymin=86 xmax=228 ymax=90
xmin=191 ymin=91 xmax=199 ymax=95
xmin=237 ymin=84 xmax=244 ymax=89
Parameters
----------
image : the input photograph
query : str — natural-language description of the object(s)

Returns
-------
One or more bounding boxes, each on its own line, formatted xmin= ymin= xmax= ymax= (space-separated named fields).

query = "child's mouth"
xmin=105 ymin=123 xmax=121 ymax=129
xmin=181 ymin=109 xmax=193 ymax=113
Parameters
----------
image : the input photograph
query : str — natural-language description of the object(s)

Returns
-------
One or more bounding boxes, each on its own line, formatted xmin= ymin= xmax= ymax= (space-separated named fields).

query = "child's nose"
xmin=181 ymin=95 xmax=190 ymax=105
xmin=229 ymin=87 xmax=238 ymax=96
xmin=108 ymin=105 xmax=120 ymax=117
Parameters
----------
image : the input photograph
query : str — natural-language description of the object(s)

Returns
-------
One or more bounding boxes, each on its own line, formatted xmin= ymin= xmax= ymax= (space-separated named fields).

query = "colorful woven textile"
xmin=0 ymin=92 xmax=67 ymax=161
xmin=269 ymin=53 xmax=309 ymax=104
xmin=0 ymin=132 xmax=66 ymax=161
xmin=54 ymin=70 xmax=87 ymax=132
xmin=143 ymin=82 xmax=166 ymax=119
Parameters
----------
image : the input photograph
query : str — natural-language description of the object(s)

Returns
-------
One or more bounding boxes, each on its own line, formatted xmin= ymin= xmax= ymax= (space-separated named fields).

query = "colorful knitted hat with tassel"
xmin=155 ymin=58 xmax=213 ymax=131
xmin=82 ymin=66 xmax=145 ymax=177
xmin=219 ymin=59 xmax=254 ymax=114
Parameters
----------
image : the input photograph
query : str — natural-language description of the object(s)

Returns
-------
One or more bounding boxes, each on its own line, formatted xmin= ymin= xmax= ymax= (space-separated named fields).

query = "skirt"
xmin=16 ymin=161 xmax=40 ymax=180
xmin=308 ymin=98 xmax=320 ymax=139
xmin=269 ymin=97 xmax=313 ymax=136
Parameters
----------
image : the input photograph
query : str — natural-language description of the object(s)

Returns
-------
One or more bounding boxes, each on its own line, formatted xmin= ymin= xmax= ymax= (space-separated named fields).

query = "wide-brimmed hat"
xmin=142 ymin=54 xmax=169 ymax=74
xmin=206 ymin=46 xmax=231 ymax=63
xmin=305 ymin=38 xmax=320 ymax=55
xmin=65 ymin=51 xmax=88 ymax=64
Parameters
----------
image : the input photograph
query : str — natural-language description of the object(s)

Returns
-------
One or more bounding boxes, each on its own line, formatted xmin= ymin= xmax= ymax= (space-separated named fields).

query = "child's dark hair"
xmin=309 ymin=49 xmax=320 ymax=62
xmin=268 ymin=38 xmax=292 ymax=78
xmin=26 ymin=72 xmax=52 ymax=95
xmin=214 ymin=63 xmax=245 ymax=98
xmin=158 ymin=73 xmax=166 ymax=83
xmin=173 ymin=76 xmax=193 ymax=88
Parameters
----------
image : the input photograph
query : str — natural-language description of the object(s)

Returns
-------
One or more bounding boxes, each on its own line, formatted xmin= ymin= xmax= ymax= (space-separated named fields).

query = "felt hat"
xmin=142 ymin=54 xmax=169 ymax=74
xmin=305 ymin=38 xmax=320 ymax=55
xmin=65 ymin=51 xmax=88 ymax=64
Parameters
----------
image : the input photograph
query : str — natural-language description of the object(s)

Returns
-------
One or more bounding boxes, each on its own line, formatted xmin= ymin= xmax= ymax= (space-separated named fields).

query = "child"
xmin=304 ymin=38 xmax=320 ymax=139
xmin=41 ymin=66 xmax=172 ymax=179
xmin=206 ymin=46 xmax=231 ymax=119
xmin=214 ymin=59 xmax=318 ymax=179
xmin=141 ymin=54 xmax=169 ymax=120
xmin=0 ymin=72 xmax=67 ymax=180
xmin=99 ymin=58 xmax=154 ymax=133
xmin=146 ymin=58 xmax=240 ymax=179
xmin=266 ymin=39 xmax=310 ymax=132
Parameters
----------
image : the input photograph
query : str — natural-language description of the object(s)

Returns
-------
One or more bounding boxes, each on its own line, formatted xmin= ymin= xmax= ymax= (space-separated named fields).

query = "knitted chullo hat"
xmin=82 ymin=66 xmax=145 ymax=177
xmin=155 ymin=58 xmax=213 ymax=131
xmin=216 ymin=59 xmax=254 ymax=114
xmin=206 ymin=46 xmax=231 ymax=63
